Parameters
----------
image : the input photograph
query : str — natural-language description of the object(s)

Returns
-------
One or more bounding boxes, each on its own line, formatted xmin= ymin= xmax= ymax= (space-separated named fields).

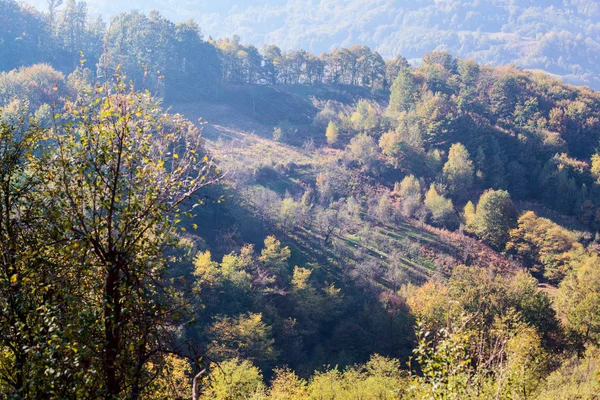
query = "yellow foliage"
xmin=592 ymin=153 xmax=600 ymax=183
xmin=144 ymin=354 xmax=191 ymax=400
xmin=407 ymin=280 xmax=451 ymax=331
xmin=325 ymin=121 xmax=339 ymax=145
xmin=291 ymin=266 xmax=311 ymax=290
xmin=268 ymin=368 xmax=308 ymax=400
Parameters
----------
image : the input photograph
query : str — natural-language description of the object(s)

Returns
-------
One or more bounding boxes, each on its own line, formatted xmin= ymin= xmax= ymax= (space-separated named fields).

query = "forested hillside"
xmin=20 ymin=0 xmax=600 ymax=88
xmin=2 ymin=1 xmax=600 ymax=399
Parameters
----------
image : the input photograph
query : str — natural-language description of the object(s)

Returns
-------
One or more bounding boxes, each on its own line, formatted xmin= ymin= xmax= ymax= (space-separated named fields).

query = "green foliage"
xmin=259 ymin=236 xmax=292 ymax=278
xmin=350 ymin=99 xmax=379 ymax=133
xmin=443 ymin=143 xmax=474 ymax=200
xmin=556 ymin=252 xmax=600 ymax=344
xmin=200 ymin=358 xmax=266 ymax=400
xmin=507 ymin=211 xmax=582 ymax=282
xmin=424 ymin=185 xmax=458 ymax=230
xmin=346 ymin=133 xmax=379 ymax=171
xmin=410 ymin=320 xmax=475 ymax=399
xmin=146 ymin=354 xmax=193 ymax=399
xmin=503 ymin=325 xmax=548 ymax=398
xmin=406 ymin=281 xmax=451 ymax=332
xmin=268 ymin=368 xmax=308 ymax=399
xmin=0 ymin=113 xmax=81 ymax=397
xmin=47 ymin=81 xmax=216 ymax=397
xmin=0 ymin=76 xmax=217 ymax=396
xmin=449 ymin=266 xmax=558 ymax=342
xmin=0 ymin=64 xmax=68 ymax=118
xmin=102 ymin=11 xmax=220 ymax=98
xmin=393 ymin=175 xmax=423 ymax=218
xmin=415 ymin=93 xmax=458 ymax=148
xmin=279 ymin=197 xmax=302 ymax=229
xmin=273 ymin=120 xmax=297 ymax=142
xmin=410 ymin=310 xmax=548 ymax=400
xmin=592 ymin=153 xmax=600 ymax=184
xmin=5 ymin=4 xmax=600 ymax=397
xmin=408 ymin=266 xmax=559 ymax=345
xmin=463 ymin=201 xmax=475 ymax=226
xmin=306 ymin=355 xmax=408 ymax=400
xmin=193 ymin=248 xmax=254 ymax=298
xmin=206 ymin=313 xmax=279 ymax=369
xmin=325 ymin=121 xmax=339 ymax=145
xmin=536 ymin=346 xmax=600 ymax=399
xmin=387 ymin=67 xmax=417 ymax=116
xmin=468 ymin=190 xmax=518 ymax=250
xmin=379 ymin=129 xmax=413 ymax=169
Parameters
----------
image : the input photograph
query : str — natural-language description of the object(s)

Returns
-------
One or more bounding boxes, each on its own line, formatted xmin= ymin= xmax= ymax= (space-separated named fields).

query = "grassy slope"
xmin=170 ymin=84 xmax=515 ymax=291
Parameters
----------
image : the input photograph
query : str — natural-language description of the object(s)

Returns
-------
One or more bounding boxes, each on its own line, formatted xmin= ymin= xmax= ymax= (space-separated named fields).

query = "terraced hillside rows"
xmin=171 ymin=85 xmax=516 ymax=294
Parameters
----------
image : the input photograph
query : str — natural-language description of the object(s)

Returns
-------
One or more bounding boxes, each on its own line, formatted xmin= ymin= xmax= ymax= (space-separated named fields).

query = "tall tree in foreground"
xmin=46 ymin=78 xmax=217 ymax=398
xmin=0 ymin=115 xmax=62 ymax=397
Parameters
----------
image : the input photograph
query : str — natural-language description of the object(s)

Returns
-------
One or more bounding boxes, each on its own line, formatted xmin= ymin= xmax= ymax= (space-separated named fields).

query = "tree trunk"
xmin=104 ymin=263 xmax=122 ymax=398
xmin=192 ymin=369 xmax=205 ymax=400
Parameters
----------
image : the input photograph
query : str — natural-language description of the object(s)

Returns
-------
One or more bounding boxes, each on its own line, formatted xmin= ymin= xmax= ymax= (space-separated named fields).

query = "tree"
xmin=409 ymin=268 xmax=552 ymax=399
xmin=407 ymin=281 xmax=451 ymax=332
xmin=171 ymin=20 xmax=221 ymax=99
xmin=536 ymin=346 xmax=600 ymax=399
xmin=424 ymin=185 xmax=458 ymax=230
xmin=393 ymin=175 xmax=422 ymax=217
xmin=410 ymin=320 xmax=475 ymax=399
xmin=259 ymin=236 xmax=292 ymax=279
xmin=47 ymin=0 xmax=64 ymax=27
xmin=261 ymin=44 xmax=282 ymax=85
xmin=200 ymin=359 xmax=266 ymax=400
xmin=443 ymin=143 xmax=474 ymax=200
xmin=0 ymin=64 xmax=67 ymax=116
xmin=269 ymin=368 xmax=308 ymax=400
xmin=0 ymin=1 xmax=52 ymax=71
xmin=463 ymin=201 xmax=475 ymax=226
xmin=279 ymin=197 xmax=301 ymax=229
xmin=273 ymin=120 xmax=297 ymax=142
xmin=350 ymin=99 xmax=378 ymax=133
xmin=387 ymin=67 xmax=416 ymax=116
xmin=346 ymin=133 xmax=379 ymax=171
xmin=55 ymin=0 xmax=88 ymax=67
xmin=148 ymin=354 xmax=193 ymax=399
xmin=592 ymin=153 xmax=600 ymax=184
xmin=314 ymin=198 xmax=360 ymax=243
xmin=506 ymin=211 xmax=581 ymax=282
xmin=0 ymin=115 xmax=78 ymax=397
xmin=205 ymin=313 xmax=279 ymax=369
xmin=385 ymin=55 xmax=409 ymax=88
xmin=46 ymin=80 xmax=217 ymax=397
xmin=101 ymin=10 xmax=221 ymax=98
xmin=457 ymin=58 xmax=480 ymax=87
xmin=422 ymin=50 xmax=458 ymax=74
xmin=414 ymin=92 xmax=457 ymax=149
xmin=326 ymin=121 xmax=339 ymax=145
xmin=448 ymin=266 xmax=558 ymax=341
xmin=556 ymin=252 xmax=600 ymax=344
xmin=372 ymin=191 xmax=396 ymax=225
xmin=306 ymin=355 xmax=407 ymax=399
xmin=469 ymin=190 xmax=518 ymax=250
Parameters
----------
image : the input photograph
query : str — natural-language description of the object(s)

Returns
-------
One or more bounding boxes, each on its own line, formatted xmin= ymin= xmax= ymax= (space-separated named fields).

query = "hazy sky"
xmin=26 ymin=0 xmax=283 ymax=25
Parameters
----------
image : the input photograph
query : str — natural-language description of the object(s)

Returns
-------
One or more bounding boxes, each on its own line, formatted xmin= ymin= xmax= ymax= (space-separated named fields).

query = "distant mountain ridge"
xmin=24 ymin=0 xmax=600 ymax=88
